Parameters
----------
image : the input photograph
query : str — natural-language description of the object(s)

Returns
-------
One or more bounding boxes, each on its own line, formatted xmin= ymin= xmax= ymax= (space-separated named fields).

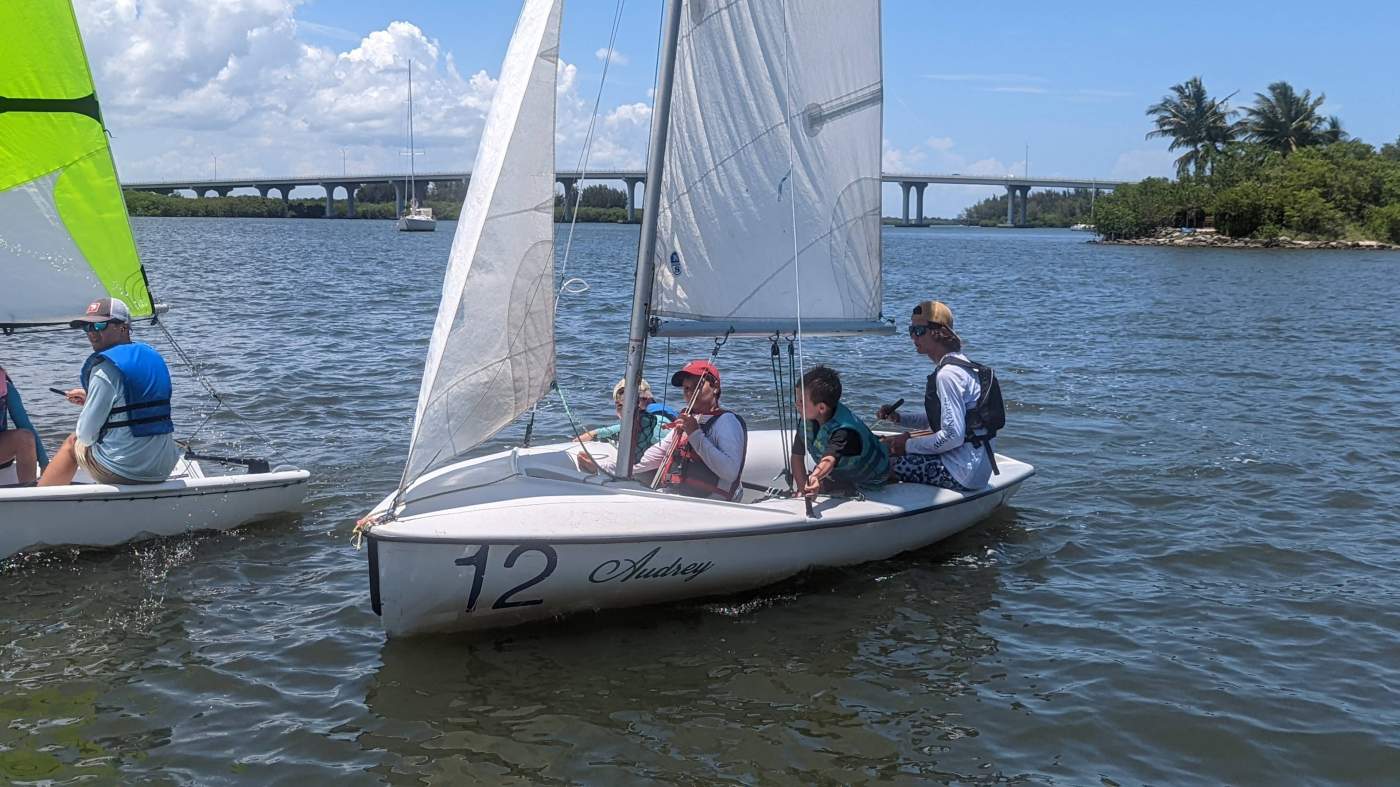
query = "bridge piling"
xmin=624 ymin=177 xmax=642 ymax=222
xmin=915 ymin=183 xmax=926 ymax=226
xmin=900 ymin=182 xmax=911 ymax=226
xmin=558 ymin=177 xmax=578 ymax=222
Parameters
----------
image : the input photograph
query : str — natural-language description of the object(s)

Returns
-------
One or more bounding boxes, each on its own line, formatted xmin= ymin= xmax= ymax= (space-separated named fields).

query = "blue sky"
xmin=82 ymin=0 xmax=1400 ymax=218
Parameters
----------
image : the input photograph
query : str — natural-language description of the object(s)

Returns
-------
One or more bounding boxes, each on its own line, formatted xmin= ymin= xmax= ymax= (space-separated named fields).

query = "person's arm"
xmin=5 ymin=379 xmax=50 ymax=468
xmin=897 ymin=409 xmax=931 ymax=431
xmin=803 ymin=428 xmax=862 ymax=493
xmin=75 ymin=363 xmax=120 ymax=447
xmin=631 ymin=428 xmax=679 ymax=475
xmin=790 ymin=430 xmax=808 ymax=492
xmin=588 ymin=423 xmax=621 ymax=442
xmin=907 ymin=371 xmax=967 ymax=455
xmin=686 ymin=412 xmax=744 ymax=485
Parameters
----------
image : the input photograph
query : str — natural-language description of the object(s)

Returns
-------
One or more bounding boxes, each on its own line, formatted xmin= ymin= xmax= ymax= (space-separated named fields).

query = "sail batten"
xmin=400 ymin=0 xmax=561 ymax=487
xmin=0 ymin=0 xmax=154 ymax=327
xmin=649 ymin=0 xmax=883 ymax=328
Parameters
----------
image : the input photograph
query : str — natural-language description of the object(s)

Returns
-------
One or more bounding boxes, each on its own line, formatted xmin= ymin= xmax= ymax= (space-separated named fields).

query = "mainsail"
xmin=0 ymin=0 xmax=155 ymax=328
xmin=648 ymin=0 xmax=885 ymax=337
xmin=401 ymin=0 xmax=561 ymax=486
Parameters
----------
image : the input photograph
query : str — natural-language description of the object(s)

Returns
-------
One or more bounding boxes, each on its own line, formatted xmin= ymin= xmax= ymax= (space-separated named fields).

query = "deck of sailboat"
xmin=368 ymin=430 xmax=1033 ymax=545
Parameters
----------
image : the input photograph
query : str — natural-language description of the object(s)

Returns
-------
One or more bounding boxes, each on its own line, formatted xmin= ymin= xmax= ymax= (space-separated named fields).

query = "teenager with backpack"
xmin=876 ymin=300 xmax=1005 ymax=492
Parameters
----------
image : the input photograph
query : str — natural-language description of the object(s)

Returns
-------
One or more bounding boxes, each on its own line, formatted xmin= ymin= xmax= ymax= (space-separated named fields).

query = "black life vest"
xmin=663 ymin=409 xmax=748 ymax=500
xmin=923 ymin=355 xmax=1006 ymax=474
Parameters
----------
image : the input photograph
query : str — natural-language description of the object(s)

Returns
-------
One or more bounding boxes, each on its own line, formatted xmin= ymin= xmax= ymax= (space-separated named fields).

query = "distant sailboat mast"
xmin=407 ymin=58 xmax=417 ymax=211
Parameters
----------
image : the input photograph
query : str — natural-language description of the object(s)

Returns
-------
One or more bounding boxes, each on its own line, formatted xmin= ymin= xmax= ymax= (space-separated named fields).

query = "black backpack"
xmin=936 ymin=356 xmax=1006 ymax=473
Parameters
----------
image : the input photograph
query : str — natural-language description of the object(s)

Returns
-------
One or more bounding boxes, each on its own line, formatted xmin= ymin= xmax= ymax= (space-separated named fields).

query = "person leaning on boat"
xmin=575 ymin=377 xmax=677 ymax=446
xmin=877 ymin=300 xmax=996 ymax=492
xmin=0 ymin=365 xmax=49 ymax=485
xmin=37 ymin=297 xmax=182 ymax=487
xmin=581 ymin=360 xmax=748 ymax=501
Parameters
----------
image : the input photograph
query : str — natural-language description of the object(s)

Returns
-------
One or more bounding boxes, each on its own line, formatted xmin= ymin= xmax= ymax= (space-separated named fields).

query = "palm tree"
xmin=1244 ymin=81 xmax=1328 ymax=153
xmin=1145 ymin=77 xmax=1241 ymax=179
xmin=1319 ymin=115 xmax=1348 ymax=144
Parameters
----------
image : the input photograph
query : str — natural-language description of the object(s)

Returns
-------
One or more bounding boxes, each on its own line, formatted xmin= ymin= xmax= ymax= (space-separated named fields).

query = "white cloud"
xmin=594 ymin=47 xmax=629 ymax=65
xmin=74 ymin=0 xmax=654 ymax=181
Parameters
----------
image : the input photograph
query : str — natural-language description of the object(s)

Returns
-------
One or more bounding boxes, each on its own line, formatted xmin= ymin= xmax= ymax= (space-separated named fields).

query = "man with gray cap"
xmin=37 ymin=297 xmax=182 ymax=486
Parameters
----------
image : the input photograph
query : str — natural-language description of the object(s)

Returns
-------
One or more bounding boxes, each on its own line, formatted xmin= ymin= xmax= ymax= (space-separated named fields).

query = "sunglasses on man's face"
xmin=81 ymin=321 xmax=111 ymax=333
xmin=907 ymin=324 xmax=931 ymax=337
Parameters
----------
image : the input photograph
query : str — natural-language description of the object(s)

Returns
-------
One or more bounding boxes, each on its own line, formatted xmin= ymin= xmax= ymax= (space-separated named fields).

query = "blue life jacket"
xmin=804 ymin=403 xmax=890 ymax=489
xmin=647 ymin=402 xmax=680 ymax=420
xmin=80 ymin=342 xmax=174 ymax=442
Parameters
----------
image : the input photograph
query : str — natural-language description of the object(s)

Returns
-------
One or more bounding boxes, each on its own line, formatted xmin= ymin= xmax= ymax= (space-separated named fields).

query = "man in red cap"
xmin=613 ymin=360 xmax=748 ymax=500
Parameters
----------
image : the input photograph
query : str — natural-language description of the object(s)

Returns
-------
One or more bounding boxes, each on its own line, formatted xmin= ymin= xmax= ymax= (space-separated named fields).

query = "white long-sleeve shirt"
xmin=898 ymin=352 xmax=992 ymax=489
xmin=629 ymin=411 xmax=746 ymax=499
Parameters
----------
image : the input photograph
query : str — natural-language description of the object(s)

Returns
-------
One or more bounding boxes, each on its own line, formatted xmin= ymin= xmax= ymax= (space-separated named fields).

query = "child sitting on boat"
xmin=790 ymin=365 xmax=890 ymax=496
xmin=576 ymin=377 xmax=677 ymax=448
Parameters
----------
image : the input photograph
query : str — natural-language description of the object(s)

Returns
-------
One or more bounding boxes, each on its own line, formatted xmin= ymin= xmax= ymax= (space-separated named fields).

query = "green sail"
xmin=0 ymin=0 xmax=154 ymax=327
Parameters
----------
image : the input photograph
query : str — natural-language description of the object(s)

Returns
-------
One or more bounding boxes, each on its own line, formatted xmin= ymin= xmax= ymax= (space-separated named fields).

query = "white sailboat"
xmin=396 ymin=59 xmax=437 ymax=232
xmin=0 ymin=0 xmax=309 ymax=559
xmin=359 ymin=0 xmax=1033 ymax=637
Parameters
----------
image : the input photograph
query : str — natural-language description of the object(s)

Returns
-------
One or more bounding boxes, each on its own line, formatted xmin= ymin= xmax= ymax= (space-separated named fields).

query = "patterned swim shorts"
xmin=890 ymin=453 xmax=971 ymax=492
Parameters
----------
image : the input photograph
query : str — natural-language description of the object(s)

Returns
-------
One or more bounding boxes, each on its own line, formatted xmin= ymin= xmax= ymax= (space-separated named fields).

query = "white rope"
xmin=782 ymin=0 xmax=808 ymax=493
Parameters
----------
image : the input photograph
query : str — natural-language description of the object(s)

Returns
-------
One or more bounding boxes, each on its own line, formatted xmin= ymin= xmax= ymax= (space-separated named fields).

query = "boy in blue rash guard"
xmin=790 ymin=365 xmax=890 ymax=496
xmin=0 ymin=365 xmax=48 ymax=485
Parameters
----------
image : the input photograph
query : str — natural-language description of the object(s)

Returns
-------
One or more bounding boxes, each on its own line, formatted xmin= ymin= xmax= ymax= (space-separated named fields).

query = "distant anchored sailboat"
xmin=357 ymin=0 xmax=1033 ymax=637
xmin=396 ymin=58 xmax=436 ymax=232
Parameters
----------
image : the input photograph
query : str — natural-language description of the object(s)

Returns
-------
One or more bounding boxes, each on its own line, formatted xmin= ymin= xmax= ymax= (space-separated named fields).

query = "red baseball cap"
xmin=670 ymin=359 xmax=720 ymax=387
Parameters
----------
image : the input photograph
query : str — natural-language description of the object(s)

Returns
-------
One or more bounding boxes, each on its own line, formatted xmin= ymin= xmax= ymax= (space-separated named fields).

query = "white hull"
xmin=364 ymin=430 xmax=1033 ymax=637
xmin=0 ymin=457 xmax=310 ymax=559
xmin=396 ymin=216 xmax=437 ymax=232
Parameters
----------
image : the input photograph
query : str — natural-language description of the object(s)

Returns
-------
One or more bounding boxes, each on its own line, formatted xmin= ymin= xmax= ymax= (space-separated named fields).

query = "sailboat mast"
xmin=407 ymin=59 xmax=416 ymax=207
xmin=616 ymin=0 xmax=685 ymax=473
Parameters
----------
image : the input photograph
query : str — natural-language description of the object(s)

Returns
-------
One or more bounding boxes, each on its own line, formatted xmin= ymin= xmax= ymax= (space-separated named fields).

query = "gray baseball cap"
xmin=69 ymin=296 xmax=131 ymax=327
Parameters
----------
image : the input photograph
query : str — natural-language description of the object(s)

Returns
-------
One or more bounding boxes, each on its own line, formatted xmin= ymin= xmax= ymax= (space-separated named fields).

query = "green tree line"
xmin=1095 ymin=77 xmax=1400 ymax=242
xmin=125 ymin=183 xmax=640 ymax=223
xmin=959 ymin=189 xmax=1098 ymax=227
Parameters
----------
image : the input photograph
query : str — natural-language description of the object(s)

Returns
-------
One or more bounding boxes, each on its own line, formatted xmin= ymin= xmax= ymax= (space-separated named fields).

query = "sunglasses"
xmin=907 ymin=324 xmax=931 ymax=337
xmin=81 ymin=320 xmax=112 ymax=333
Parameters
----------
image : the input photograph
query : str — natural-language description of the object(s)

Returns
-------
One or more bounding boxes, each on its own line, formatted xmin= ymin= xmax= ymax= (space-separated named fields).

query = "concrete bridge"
xmin=122 ymin=171 xmax=1128 ymax=226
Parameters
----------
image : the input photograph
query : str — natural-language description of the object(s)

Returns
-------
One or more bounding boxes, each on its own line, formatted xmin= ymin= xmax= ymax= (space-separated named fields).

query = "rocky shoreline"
xmin=1094 ymin=227 xmax=1397 ymax=250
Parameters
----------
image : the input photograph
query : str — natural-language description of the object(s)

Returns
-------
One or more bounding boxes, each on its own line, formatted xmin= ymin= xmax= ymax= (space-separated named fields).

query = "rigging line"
xmin=769 ymin=335 xmax=792 ymax=485
xmin=545 ymin=0 xmax=625 ymax=435
xmin=780 ymin=0 xmax=808 ymax=478
xmin=156 ymin=322 xmax=287 ymax=464
xmin=556 ymin=0 xmax=627 ymax=294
